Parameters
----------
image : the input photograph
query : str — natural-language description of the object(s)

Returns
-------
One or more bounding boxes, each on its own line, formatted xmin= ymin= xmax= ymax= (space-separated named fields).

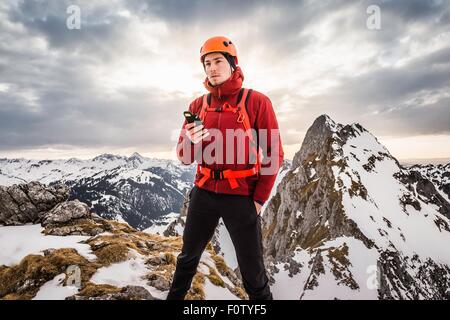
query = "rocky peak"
xmin=66 ymin=157 xmax=82 ymax=164
xmin=292 ymin=114 xmax=339 ymax=169
xmin=263 ymin=115 xmax=450 ymax=299
xmin=267 ymin=115 xmax=390 ymax=258
xmin=92 ymin=153 xmax=124 ymax=162
xmin=128 ymin=152 xmax=144 ymax=163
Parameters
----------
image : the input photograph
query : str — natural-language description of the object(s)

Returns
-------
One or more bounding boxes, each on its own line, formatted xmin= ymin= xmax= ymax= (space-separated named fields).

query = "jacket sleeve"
xmin=176 ymin=99 xmax=202 ymax=165
xmin=252 ymin=95 xmax=284 ymax=205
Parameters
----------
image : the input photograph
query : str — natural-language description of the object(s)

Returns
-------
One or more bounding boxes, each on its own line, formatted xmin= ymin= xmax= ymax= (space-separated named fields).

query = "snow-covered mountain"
xmin=263 ymin=115 xmax=450 ymax=299
xmin=2 ymin=115 xmax=450 ymax=300
xmin=0 ymin=153 xmax=195 ymax=230
xmin=407 ymin=163 xmax=450 ymax=204
xmin=161 ymin=114 xmax=450 ymax=300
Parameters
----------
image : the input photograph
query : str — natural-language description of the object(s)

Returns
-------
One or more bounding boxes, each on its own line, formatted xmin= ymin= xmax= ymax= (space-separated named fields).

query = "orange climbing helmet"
xmin=200 ymin=36 xmax=238 ymax=65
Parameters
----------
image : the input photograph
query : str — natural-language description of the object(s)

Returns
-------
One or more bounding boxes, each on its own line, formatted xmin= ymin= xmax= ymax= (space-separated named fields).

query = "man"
xmin=168 ymin=36 xmax=284 ymax=300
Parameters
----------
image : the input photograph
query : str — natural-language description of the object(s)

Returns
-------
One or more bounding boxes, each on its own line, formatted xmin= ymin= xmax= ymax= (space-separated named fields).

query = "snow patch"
xmin=0 ymin=224 xmax=95 ymax=266
xmin=90 ymin=250 xmax=167 ymax=299
xmin=33 ymin=273 xmax=79 ymax=300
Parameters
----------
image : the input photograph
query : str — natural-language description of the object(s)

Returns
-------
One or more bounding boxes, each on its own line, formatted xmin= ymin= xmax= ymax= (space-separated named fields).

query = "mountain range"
xmin=0 ymin=153 xmax=195 ymax=230
xmin=1 ymin=114 xmax=449 ymax=299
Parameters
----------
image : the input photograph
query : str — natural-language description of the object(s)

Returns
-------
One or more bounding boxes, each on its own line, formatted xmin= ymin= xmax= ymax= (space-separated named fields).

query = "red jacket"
xmin=176 ymin=67 xmax=284 ymax=205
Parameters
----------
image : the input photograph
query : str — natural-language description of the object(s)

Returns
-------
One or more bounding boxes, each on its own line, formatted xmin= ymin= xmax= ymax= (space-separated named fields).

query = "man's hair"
xmin=203 ymin=52 xmax=237 ymax=71
xmin=222 ymin=52 xmax=237 ymax=71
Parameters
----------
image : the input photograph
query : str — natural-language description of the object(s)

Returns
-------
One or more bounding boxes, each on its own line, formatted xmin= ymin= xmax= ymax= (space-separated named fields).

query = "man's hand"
xmin=254 ymin=201 xmax=262 ymax=215
xmin=185 ymin=122 xmax=209 ymax=144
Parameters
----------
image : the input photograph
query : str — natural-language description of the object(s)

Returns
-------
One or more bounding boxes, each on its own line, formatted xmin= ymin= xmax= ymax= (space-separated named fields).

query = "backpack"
xmin=195 ymin=88 xmax=261 ymax=189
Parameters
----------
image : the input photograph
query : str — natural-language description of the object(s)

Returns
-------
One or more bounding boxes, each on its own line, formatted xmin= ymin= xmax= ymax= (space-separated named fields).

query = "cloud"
xmin=0 ymin=0 xmax=449 ymax=159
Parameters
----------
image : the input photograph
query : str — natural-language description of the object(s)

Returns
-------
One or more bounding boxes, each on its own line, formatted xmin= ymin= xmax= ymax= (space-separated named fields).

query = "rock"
xmin=43 ymin=224 xmax=104 ymax=236
xmin=25 ymin=182 xmax=69 ymax=213
xmin=146 ymin=256 xmax=163 ymax=266
xmin=0 ymin=182 xmax=69 ymax=225
xmin=4 ymin=185 xmax=40 ymax=223
xmin=136 ymin=240 xmax=147 ymax=249
xmin=42 ymin=200 xmax=91 ymax=226
xmin=117 ymin=285 xmax=156 ymax=300
xmin=67 ymin=285 xmax=157 ymax=300
xmin=146 ymin=274 xmax=171 ymax=291
xmin=0 ymin=186 xmax=25 ymax=225
xmin=163 ymin=188 xmax=190 ymax=237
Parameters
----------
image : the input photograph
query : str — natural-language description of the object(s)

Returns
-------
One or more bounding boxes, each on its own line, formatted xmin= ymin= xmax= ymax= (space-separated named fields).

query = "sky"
xmin=0 ymin=0 xmax=449 ymax=161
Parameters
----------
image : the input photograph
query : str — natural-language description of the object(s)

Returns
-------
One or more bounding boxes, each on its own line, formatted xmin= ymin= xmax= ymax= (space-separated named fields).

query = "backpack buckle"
xmin=212 ymin=170 xmax=224 ymax=180
xmin=237 ymin=112 xmax=245 ymax=123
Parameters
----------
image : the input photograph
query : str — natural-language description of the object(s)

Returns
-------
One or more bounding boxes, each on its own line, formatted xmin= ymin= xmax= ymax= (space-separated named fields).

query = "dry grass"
xmin=209 ymin=252 xmax=247 ymax=299
xmin=2 ymin=293 xmax=34 ymax=300
xmin=185 ymin=273 xmax=205 ymax=300
xmin=94 ymin=243 xmax=130 ymax=265
xmin=77 ymin=282 xmax=121 ymax=297
xmin=0 ymin=248 xmax=99 ymax=300
xmin=164 ymin=252 xmax=177 ymax=266
xmin=207 ymin=267 xmax=225 ymax=287
xmin=211 ymin=255 xmax=228 ymax=275
xmin=108 ymin=220 xmax=137 ymax=234
xmin=231 ymin=286 xmax=248 ymax=300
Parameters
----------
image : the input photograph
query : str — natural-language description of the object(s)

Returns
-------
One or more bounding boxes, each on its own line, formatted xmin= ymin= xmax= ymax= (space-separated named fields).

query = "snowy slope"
xmin=337 ymin=128 xmax=450 ymax=264
xmin=408 ymin=163 xmax=450 ymax=203
xmin=0 ymin=224 xmax=95 ymax=266
xmin=143 ymin=212 xmax=180 ymax=235
xmin=264 ymin=115 xmax=450 ymax=300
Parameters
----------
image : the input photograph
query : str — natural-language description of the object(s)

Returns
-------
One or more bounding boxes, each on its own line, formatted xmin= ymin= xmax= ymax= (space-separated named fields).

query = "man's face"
xmin=203 ymin=52 xmax=232 ymax=86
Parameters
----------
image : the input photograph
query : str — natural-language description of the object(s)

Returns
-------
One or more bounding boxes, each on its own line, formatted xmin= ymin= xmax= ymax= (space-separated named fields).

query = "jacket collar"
xmin=203 ymin=67 xmax=244 ymax=99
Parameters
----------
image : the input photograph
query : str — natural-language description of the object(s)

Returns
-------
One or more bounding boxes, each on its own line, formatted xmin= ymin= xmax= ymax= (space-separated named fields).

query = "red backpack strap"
xmin=236 ymin=89 xmax=261 ymax=172
xmin=198 ymin=93 xmax=211 ymax=122
xmin=236 ymin=89 xmax=252 ymax=131
xmin=196 ymin=93 xmax=210 ymax=176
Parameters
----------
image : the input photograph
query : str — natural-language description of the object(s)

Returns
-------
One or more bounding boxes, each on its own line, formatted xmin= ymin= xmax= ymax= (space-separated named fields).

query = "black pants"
xmin=167 ymin=186 xmax=272 ymax=300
